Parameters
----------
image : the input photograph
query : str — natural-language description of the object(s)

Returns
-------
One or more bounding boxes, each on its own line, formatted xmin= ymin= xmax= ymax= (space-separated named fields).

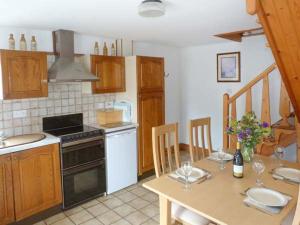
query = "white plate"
xmin=247 ymin=187 xmax=288 ymax=207
xmin=274 ymin=168 xmax=300 ymax=183
xmin=210 ymin=152 xmax=233 ymax=161
xmin=176 ymin=167 xmax=206 ymax=180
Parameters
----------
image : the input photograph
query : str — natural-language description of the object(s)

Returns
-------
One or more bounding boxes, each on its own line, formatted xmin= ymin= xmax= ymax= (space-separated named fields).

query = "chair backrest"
xmin=189 ymin=117 xmax=213 ymax=162
xmin=292 ymin=185 xmax=300 ymax=225
xmin=152 ymin=123 xmax=181 ymax=178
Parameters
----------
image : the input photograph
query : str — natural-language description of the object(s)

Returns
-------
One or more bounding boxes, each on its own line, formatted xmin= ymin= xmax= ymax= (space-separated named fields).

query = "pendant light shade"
xmin=138 ymin=0 xmax=165 ymax=17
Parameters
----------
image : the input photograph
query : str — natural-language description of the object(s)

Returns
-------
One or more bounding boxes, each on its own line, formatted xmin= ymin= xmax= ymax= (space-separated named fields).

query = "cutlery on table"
xmin=240 ymin=187 xmax=251 ymax=196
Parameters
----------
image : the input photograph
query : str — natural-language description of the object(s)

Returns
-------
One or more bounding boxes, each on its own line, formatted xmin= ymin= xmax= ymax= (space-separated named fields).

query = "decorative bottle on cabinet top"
xmin=20 ymin=34 xmax=27 ymax=51
xmin=31 ymin=36 xmax=37 ymax=51
xmin=103 ymin=42 xmax=108 ymax=56
xmin=94 ymin=42 xmax=99 ymax=55
xmin=111 ymin=43 xmax=116 ymax=56
xmin=8 ymin=34 xmax=15 ymax=50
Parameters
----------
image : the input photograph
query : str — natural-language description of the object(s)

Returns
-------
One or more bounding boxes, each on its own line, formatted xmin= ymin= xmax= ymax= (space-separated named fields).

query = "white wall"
xmin=179 ymin=36 xmax=282 ymax=149
xmin=133 ymin=42 xmax=181 ymax=124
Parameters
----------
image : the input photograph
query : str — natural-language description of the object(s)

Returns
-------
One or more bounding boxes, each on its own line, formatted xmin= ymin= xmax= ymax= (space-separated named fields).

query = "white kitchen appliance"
xmin=113 ymin=100 xmax=133 ymax=122
xmin=105 ymin=126 xmax=137 ymax=194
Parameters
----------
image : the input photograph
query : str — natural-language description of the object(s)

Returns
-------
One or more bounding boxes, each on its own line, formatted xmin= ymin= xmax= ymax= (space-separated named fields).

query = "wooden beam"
xmin=215 ymin=27 xmax=264 ymax=42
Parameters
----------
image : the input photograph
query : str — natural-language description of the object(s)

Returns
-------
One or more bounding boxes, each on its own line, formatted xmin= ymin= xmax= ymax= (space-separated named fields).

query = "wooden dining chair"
xmin=152 ymin=123 xmax=212 ymax=225
xmin=152 ymin=123 xmax=181 ymax=177
xmin=189 ymin=117 xmax=213 ymax=162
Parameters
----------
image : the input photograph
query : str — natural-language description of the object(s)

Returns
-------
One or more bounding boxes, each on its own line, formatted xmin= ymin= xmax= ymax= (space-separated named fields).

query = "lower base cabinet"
xmin=12 ymin=144 xmax=62 ymax=221
xmin=0 ymin=143 xmax=62 ymax=224
xmin=0 ymin=154 xmax=15 ymax=225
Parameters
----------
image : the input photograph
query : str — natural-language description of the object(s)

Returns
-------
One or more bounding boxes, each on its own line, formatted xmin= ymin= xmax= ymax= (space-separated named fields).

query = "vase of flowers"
xmin=226 ymin=112 xmax=271 ymax=162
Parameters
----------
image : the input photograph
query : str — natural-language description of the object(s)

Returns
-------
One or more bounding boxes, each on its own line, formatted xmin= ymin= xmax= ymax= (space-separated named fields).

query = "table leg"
xmin=159 ymin=195 xmax=171 ymax=225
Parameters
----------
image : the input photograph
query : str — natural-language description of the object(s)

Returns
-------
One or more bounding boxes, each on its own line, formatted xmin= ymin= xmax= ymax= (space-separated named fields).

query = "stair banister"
xmin=223 ymin=63 xmax=277 ymax=150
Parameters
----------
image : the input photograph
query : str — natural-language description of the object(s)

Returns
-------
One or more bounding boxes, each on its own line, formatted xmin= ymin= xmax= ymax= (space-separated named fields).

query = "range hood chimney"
xmin=48 ymin=30 xmax=98 ymax=82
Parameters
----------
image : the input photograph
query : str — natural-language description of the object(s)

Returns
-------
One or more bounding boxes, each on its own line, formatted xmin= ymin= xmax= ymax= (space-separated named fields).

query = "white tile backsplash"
xmin=0 ymin=83 xmax=115 ymax=136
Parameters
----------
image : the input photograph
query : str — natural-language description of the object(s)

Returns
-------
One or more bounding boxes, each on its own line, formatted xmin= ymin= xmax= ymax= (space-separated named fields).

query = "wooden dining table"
xmin=143 ymin=155 xmax=300 ymax=225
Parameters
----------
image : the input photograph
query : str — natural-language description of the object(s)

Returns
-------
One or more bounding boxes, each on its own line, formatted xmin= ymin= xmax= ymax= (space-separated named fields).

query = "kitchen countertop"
xmin=0 ymin=133 xmax=60 ymax=156
xmin=90 ymin=122 xmax=138 ymax=134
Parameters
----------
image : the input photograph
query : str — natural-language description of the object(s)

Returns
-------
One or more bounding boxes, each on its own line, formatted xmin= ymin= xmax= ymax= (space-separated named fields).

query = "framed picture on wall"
xmin=217 ymin=52 xmax=240 ymax=82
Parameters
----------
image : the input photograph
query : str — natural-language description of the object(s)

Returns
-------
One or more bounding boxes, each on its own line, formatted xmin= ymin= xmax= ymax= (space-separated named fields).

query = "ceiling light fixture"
xmin=138 ymin=0 xmax=165 ymax=17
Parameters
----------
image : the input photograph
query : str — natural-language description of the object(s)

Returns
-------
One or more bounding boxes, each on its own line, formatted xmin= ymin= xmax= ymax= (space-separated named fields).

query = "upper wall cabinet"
xmin=137 ymin=56 xmax=164 ymax=93
xmin=0 ymin=50 xmax=48 ymax=100
xmin=91 ymin=55 xmax=125 ymax=94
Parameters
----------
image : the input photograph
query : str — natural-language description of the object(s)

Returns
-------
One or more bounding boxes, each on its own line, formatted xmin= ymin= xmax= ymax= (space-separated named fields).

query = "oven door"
xmin=62 ymin=137 xmax=105 ymax=169
xmin=62 ymin=159 xmax=106 ymax=209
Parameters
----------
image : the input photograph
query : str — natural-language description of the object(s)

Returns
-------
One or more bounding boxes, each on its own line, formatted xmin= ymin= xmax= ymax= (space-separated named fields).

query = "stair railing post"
xmin=261 ymin=75 xmax=271 ymax=125
xmin=279 ymin=80 xmax=291 ymax=127
xmin=223 ymin=94 xmax=230 ymax=150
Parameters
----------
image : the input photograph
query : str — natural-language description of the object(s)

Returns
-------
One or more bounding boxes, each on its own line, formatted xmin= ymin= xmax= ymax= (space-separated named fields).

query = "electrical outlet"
xmin=13 ymin=110 xmax=27 ymax=118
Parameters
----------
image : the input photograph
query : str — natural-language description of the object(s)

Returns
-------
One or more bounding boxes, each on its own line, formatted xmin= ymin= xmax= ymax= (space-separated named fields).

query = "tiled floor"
xmin=37 ymin=151 xmax=191 ymax=225
xmin=36 ymin=176 xmax=159 ymax=225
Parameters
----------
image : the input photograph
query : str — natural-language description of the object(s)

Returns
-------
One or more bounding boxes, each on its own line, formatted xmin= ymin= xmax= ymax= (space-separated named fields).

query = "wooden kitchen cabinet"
xmin=138 ymin=92 xmax=165 ymax=173
xmin=12 ymin=144 xmax=62 ymax=221
xmin=91 ymin=55 xmax=125 ymax=93
xmin=137 ymin=56 xmax=164 ymax=93
xmin=0 ymin=50 xmax=48 ymax=100
xmin=0 ymin=154 xmax=15 ymax=225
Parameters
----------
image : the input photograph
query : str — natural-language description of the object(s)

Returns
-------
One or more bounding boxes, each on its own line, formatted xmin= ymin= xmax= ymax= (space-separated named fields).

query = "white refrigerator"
xmin=105 ymin=127 xmax=137 ymax=194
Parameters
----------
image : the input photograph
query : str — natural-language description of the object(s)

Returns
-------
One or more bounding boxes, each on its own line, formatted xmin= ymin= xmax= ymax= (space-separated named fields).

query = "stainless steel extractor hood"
xmin=48 ymin=30 xmax=98 ymax=82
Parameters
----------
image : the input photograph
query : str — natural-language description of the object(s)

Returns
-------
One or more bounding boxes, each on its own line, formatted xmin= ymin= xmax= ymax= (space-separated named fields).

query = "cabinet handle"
xmin=41 ymin=79 xmax=48 ymax=84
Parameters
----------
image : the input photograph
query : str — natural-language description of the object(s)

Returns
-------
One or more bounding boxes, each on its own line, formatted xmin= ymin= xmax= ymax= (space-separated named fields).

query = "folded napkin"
xmin=244 ymin=191 xmax=292 ymax=214
xmin=168 ymin=169 xmax=209 ymax=183
xmin=272 ymin=173 xmax=300 ymax=184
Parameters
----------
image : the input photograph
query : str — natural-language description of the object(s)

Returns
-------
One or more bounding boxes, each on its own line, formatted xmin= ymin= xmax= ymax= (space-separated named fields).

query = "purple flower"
xmin=238 ymin=132 xmax=246 ymax=141
xmin=261 ymin=122 xmax=269 ymax=128
xmin=226 ymin=127 xmax=233 ymax=133
xmin=245 ymin=128 xmax=252 ymax=135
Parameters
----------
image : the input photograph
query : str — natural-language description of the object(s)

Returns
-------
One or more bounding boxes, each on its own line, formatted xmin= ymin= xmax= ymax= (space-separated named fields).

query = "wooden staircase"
xmin=223 ymin=64 xmax=296 ymax=156
xmin=245 ymin=0 xmax=300 ymax=160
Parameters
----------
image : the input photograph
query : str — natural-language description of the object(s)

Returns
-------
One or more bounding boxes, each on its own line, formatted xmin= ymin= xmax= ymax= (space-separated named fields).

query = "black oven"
xmin=61 ymin=136 xmax=106 ymax=209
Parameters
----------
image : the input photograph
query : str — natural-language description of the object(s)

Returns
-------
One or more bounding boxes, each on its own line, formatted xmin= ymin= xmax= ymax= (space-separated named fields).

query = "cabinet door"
xmin=137 ymin=56 xmax=164 ymax=93
xmin=91 ymin=55 xmax=125 ymax=93
xmin=12 ymin=144 xmax=62 ymax=221
xmin=0 ymin=50 xmax=48 ymax=99
xmin=138 ymin=92 xmax=165 ymax=174
xmin=0 ymin=154 xmax=15 ymax=225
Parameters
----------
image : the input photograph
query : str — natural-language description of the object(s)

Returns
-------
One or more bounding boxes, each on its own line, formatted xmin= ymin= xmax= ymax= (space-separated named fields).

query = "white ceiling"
xmin=0 ymin=0 xmax=258 ymax=47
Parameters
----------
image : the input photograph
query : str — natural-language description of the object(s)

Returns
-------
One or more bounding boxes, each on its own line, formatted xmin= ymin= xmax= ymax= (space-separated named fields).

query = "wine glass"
xmin=181 ymin=161 xmax=193 ymax=191
xmin=252 ymin=158 xmax=265 ymax=186
xmin=217 ymin=148 xmax=226 ymax=170
xmin=274 ymin=146 xmax=285 ymax=167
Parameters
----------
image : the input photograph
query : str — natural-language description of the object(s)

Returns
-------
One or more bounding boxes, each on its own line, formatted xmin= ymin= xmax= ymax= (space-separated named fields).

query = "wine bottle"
xmin=233 ymin=142 xmax=244 ymax=178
